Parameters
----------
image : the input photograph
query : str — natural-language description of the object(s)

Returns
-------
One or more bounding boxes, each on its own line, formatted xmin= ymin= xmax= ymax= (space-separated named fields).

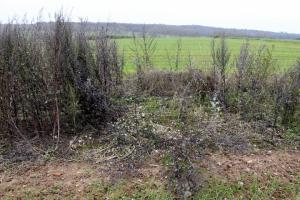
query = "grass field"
xmin=116 ymin=37 xmax=300 ymax=73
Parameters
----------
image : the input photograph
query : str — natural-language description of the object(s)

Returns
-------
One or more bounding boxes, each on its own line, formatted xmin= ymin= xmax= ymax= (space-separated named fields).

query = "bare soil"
xmin=0 ymin=150 xmax=299 ymax=199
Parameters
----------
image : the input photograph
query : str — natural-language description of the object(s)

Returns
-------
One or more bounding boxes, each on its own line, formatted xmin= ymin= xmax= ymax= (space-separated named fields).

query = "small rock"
xmin=5 ymin=177 xmax=13 ymax=182
xmin=267 ymin=150 xmax=272 ymax=155
xmin=238 ymin=181 xmax=244 ymax=186
xmin=247 ymin=160 xmax=253 ymax=164
xmin=52 ymin=172 xmax=63 ymax=177
xmin=184 ymin=191 xmax=192 ymax=199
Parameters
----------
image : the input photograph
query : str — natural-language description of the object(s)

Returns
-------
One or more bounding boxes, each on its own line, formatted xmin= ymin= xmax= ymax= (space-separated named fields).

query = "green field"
xmin=116 ymin=37 xmax=300 ymax=73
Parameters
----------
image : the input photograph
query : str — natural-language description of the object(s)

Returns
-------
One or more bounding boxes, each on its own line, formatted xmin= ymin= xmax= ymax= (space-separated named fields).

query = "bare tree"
xmin=235 ymin=42 xmax=252 ymax=120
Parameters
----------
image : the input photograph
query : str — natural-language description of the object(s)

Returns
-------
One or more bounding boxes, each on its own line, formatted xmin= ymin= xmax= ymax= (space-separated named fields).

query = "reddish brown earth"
xmin=202 ymin=150 xmax=300 ymax=182
xmin=0 ymin=150 xmax=299 ymax=199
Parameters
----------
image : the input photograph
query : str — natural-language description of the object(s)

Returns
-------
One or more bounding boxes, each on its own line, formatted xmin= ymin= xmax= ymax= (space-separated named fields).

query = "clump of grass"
xmin=87 ymin=179 xmax=173 ymax=200
xmin=161 ymin=153 xmax=175 ymax=166
xmin=196 ymin=174 xmax=300 ymax=200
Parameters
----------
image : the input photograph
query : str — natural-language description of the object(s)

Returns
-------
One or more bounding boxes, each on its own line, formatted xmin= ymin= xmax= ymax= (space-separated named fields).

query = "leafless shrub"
xmin=137 ymin=69 xmax=214 ymax=97
xmin=166 ymin=38 xmax=182 ymax=71
xmin=139 ymin=26 xmax=157 ymax=70
xmin=211 ymin=35 xmax=231 ymax=107
xmin=187 ymin=50 xmax=196 ymax=69
xmin=235 ymin=42 xmax=253 ymax=119
xmin=230 ymin=43 xmax=276 ymax=122
xmin=280 ymin=60 xmax=300 ymax=126
xmin=130 ymin=27 xmax=157 ymax=92
xmin=0 ymin=14 xmax=123 ymax=152
xmin=0 ymin=21 xmax=51 ymax=143
xmin=247 ymin=45 xmax=276 ymax=122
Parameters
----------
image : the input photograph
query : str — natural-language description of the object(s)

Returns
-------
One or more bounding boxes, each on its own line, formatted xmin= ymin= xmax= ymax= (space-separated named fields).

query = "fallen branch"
xmin=8 ymin=118 xmax=42 ymax=154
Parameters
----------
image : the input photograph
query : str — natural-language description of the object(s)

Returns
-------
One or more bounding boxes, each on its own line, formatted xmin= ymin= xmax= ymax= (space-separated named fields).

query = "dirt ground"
xmin=0 ymin=150 xmax=299 ymax=199
xmin=203 ymin=150 xmax=300 ymax=182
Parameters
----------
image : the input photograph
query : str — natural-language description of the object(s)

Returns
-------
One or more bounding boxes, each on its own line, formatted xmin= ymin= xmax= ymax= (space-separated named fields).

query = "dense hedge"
xmin=0 ymin=14 xmax=123 ymax=145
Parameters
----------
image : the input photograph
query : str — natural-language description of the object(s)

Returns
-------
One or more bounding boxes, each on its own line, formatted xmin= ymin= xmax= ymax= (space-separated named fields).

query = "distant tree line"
xmin=10 ymin=22 xmax=300 ymax=40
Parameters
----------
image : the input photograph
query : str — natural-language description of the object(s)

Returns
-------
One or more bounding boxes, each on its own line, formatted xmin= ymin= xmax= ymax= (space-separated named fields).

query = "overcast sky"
xmin=1 ymin=0 xmax=299 ymax=33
